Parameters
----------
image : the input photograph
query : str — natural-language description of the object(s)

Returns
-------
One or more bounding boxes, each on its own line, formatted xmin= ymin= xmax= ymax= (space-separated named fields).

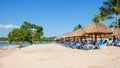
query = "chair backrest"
xmin=82 ymin=41 xmax=87 ymax=46
xmin=115 ymin=39 xmax=120 ymax=44
xmin=103 ymin=40 xmax=107 ymax=44
xmin=98 ymin=40 xmax=104 ymax=46
xmin=91 ymin=41 xmax=96 ymax=45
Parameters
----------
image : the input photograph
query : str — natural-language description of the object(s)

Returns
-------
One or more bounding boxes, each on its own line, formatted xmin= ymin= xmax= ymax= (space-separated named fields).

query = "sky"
xmin=0 ymin=0 xmax=115 ymax=37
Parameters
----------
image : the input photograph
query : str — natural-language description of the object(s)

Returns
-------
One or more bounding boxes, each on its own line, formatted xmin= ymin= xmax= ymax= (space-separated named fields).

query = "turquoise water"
xmin=0 ymin=41 xmax=53 ymax=48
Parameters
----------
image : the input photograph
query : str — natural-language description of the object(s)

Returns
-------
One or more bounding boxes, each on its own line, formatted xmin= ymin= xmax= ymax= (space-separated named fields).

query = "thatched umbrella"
xmin=54 ymin=36 xmax=62 ymax=42
xmin=83 ymin=23 xmax=113 ymax=44
xmin=54 ymin=38 xmax=58 ymax=41
xmin=56 ymin=30 xmax=81 ymax=42
xmin=71 ymin=28 xmax=85 ymax=37
xmin=70 ymin=28 xmax=85 ymax=42
xmin=56 ymin=32 xmax=73 ymax=42
xmin=65 ymin=32 xmax=75 ymax=41
xmin=109 ymin=27 xmax=120 ymax=42
xmin=110 ymin=27 xmax=120 ymax=36
xmin=59 ymin=33 xmax=68 ymax=41
xmin=54 ymin=33 xmax=66 ymax=41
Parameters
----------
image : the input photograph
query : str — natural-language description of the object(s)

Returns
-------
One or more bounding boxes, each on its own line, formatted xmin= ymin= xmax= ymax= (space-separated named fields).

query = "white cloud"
xmin=0 ymin=24 xmax=19 ymax=29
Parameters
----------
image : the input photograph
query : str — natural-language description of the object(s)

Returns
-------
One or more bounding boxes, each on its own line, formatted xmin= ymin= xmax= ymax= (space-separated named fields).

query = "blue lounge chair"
xmin=114 ymin=39 xmax=120 ymax=46
xmin=71 ymin=43 xmax=80 ymax=49
xmin=98 ymin=40 xmax=104 ymax=47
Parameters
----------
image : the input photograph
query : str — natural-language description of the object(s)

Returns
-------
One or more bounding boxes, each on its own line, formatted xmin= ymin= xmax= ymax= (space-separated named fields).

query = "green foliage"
xmin=0 ymin=37 xmax=8 ymax=41
xmin=108 ymin=24 xmax=114 ymax=28
xmin=108 ymin=18 xmax=120 ymax=28
xmin=42 ymin=37 xmax=56 ymax=41
xmin=108 ymin=22 xmax=116 ymax=28
xmin=92 ymin=14 xmax=100 ymax=23
xmin=99 ymin=7 xmax=113 ymax=22
xmin=8 ymin=28 xmax=22 ymax=44
xmin=73 ymin=24 xmax=82 ymax=31
xmin=103 ymin=0 xmax=120 ymax=15
xmin=102 ymin=0 xmax=120 ymax=27
xmin=8 ymin=21 xmax=43 ymax=45
xmin=91 ymin=7 xmax=113 ymax=24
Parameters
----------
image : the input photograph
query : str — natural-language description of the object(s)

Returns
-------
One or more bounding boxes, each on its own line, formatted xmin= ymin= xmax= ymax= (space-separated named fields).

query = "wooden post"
xmin=80 ymin=36 xmax=83 ymax=43
xmin=73 ymin=37 xmax=75 ymax=42
xmin=113 ymin=36 xmax=116 ymax=43
xmin=95 ymin=34 xmax=97 ymax=45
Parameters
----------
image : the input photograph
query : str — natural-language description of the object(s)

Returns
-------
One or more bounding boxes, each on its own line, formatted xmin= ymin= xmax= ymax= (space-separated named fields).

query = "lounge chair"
xmin=71 ymin=43 xmax=80 ymax=49
xmin=98 ymin=40 xmax=104 ymax=47
xmin=114 ymin=39 xmax=120 ymax=46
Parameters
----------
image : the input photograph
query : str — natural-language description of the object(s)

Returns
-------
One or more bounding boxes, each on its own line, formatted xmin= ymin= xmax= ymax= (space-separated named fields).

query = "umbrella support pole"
xmin=95 ymin=34 xmax=97 ymax=45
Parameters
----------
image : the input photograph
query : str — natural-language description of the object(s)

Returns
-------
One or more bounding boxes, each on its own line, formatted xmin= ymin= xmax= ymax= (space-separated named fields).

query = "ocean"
xmin=0 ymin=41 xmax=53 ymax=48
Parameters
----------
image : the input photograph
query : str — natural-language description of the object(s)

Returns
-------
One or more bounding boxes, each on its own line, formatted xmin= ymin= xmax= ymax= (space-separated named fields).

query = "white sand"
xmin=0 ymin=43 xmax=120 ymax=68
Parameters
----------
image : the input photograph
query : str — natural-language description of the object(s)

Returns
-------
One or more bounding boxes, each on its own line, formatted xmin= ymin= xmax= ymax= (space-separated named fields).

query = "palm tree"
xmin=103 ymin=0 xmax=120 ymax=28
xmin=91 ymin=14 xmax=100 ymax=23
xmin=73 ymin=24 xmax=82 ymax=31
xmin=92 ymin=7 xmax=113 ymax=24
xmin=99 ymin=6 xmax=113 ymax=23
xmin=108 ymin=21 xmax=116 ymax=28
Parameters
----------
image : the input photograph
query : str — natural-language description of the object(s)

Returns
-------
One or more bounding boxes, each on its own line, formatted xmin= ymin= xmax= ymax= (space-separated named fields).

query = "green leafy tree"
xmin=8 ymin=28 xmax=22 ymax=44
xmin=73 ymin=24 xmax=82 ymax=31
xmin=8 ymin=21 xmax=43 ymax=45
xmin=103 ymin=0 xmax=120 ymax=27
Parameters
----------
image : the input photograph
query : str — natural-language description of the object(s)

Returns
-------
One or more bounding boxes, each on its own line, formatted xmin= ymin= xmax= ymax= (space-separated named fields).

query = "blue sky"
xmin=0 ymin=0 xmax=115 ymax=37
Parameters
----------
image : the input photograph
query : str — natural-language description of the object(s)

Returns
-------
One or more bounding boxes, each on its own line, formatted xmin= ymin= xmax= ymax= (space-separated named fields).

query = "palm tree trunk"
xmin=116 ymin=15 xmax=119 ymax=28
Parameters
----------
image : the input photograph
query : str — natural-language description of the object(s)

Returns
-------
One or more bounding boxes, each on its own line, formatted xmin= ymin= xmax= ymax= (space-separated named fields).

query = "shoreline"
xmin=0 ymin=41 xmax=54 ymax=49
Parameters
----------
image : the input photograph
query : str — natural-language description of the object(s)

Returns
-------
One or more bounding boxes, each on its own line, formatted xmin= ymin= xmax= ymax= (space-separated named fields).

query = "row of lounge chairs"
xmin=58 ymin=41 xmax=99 ymax=50
xmin=57 ymin=39 xmax=120 ymax=50
xmin=98 ymin=39 xmax=120 ymax=46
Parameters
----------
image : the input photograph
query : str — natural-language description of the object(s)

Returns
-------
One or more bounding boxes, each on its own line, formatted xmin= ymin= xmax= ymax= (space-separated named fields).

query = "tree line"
xmin=0 ymin=37 xmax=8 ymax=41
xmin=42 ymin=37 xmax=56 ymax=41
xmin=0 ymin=37 xmax=56 ymax=42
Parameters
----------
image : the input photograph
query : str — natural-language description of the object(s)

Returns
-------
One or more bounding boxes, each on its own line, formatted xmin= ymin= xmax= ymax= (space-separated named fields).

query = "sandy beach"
xmin=0 ymin=43 xmax=120 ymax=68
